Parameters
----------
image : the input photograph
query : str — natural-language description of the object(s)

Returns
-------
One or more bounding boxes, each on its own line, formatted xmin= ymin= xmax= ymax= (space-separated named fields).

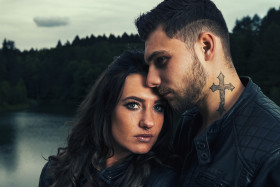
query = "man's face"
xmin=144 ymin=26 xmax=207 ymax=112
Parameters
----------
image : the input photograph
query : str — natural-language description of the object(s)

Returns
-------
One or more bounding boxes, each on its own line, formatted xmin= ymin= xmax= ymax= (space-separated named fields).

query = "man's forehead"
xmin=144 ymin=36 xmax=174 ymax=64
xmin=144 ymin=32 xmax=165 ymax=63
xmin=144 ymin=40 xmax=159 ymax=65
xmin=144 ymin=41 xmax=151 ymax=64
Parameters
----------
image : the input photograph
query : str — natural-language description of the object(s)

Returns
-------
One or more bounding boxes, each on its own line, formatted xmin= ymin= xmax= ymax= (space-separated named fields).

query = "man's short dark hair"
xmin=135 ymin=0 xmax=232 ymax=62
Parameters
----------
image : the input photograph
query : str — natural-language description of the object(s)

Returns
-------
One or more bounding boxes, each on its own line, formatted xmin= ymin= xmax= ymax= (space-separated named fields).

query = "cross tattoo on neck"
xmin=210 ymin=72 xmax=235 ymax=115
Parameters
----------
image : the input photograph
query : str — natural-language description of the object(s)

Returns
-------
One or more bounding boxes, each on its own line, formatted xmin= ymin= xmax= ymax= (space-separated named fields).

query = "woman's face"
xmin=111 ymin=73 xmax=165 ymax=159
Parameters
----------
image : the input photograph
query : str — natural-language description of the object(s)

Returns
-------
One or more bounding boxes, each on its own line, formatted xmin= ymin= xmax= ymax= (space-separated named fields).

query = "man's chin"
xmin=168 ymin=99 xmax=183 ymax=112
xmin=169 ymin=99 xmax=195 ymax=113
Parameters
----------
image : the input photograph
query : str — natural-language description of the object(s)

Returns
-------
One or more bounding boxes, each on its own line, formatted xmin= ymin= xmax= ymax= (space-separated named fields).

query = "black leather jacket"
xmin=174 ymin=77 xmax=280 ymax=186
xmin=39 ymin=159 xmax=177 ymax=187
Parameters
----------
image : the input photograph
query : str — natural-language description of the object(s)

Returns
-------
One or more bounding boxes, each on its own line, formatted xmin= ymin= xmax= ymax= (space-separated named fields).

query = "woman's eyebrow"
xmin=121 ymin=96 xmax=144 ymax=103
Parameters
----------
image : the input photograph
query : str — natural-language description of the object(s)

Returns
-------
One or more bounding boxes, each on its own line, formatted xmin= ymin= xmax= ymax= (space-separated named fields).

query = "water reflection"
xmin=0 ymin=106 xmax=74 ymax=187
xmin=0 ymin=114 xmax=18 ymax=172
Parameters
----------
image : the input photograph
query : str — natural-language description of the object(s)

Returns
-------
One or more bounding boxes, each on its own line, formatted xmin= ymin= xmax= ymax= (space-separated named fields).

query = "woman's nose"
xmin=139 ymin=110 xmax=154 ymax=130
xmin=146 ymin=66 xmax=161 ymax=88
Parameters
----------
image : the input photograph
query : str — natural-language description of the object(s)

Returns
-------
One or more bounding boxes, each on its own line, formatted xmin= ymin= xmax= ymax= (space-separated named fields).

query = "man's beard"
xmin=159 ymin=54 xmax=207 ymax=112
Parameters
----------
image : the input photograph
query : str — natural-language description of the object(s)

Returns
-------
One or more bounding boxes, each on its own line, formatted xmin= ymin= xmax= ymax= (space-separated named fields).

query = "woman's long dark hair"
xmin=47 ymin=50 xmax=174 ymax=186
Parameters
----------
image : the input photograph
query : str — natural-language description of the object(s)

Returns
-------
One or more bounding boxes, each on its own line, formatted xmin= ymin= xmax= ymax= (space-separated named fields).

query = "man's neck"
xmin=197 ymin=72 xmax=245 ymax=132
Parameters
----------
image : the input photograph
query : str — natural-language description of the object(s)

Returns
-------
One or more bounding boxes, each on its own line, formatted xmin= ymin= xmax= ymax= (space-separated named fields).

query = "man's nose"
xmin=146 ymin=66 xmax=161 ymax=88
xmin=139 ymin=109 xmax=154 ymax=130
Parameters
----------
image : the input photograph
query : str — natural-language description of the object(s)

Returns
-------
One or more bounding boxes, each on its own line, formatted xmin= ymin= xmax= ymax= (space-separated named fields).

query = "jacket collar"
xmin=80 ymin=158 xmax=131 ymax=186
xmin=210 ymin=77 xmax=259 ymax=132
xmin=193 ymin=77 xmax=260 ymax=164
xmin=98 ymin=159 xmax=130 ymax=185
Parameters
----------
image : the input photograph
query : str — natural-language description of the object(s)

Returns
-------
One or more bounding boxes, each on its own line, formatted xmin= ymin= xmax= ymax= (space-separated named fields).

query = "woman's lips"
xmin=135 ymin=134 xmax=153 ymax=143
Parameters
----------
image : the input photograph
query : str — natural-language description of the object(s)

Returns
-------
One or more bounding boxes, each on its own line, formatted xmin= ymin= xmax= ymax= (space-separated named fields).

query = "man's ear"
xmin=199 ymin=32 xmax=215 ymax=61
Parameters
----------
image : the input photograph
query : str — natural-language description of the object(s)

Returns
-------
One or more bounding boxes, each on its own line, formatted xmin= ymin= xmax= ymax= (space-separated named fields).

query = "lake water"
xmin=0 ymin=105 xmax=75 ymax=187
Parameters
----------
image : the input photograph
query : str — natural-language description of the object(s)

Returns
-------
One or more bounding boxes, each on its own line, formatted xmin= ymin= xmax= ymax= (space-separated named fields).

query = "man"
xmin=135 ymin=0 xmax=280 ymax=186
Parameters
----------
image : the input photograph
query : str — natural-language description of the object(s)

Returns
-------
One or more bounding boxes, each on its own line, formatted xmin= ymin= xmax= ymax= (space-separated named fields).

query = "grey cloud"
xmin=33 ymin=17 xmax=70 ymax=27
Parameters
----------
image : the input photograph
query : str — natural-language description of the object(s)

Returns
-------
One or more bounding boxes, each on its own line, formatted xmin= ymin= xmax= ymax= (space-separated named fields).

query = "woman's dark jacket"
xmin=39 ymin=159 xmax=177 ymax=187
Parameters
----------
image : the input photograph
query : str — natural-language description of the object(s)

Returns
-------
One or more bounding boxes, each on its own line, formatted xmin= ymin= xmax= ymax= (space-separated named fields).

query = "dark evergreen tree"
xmin=56 ymin=40 xmax=62 ymax=48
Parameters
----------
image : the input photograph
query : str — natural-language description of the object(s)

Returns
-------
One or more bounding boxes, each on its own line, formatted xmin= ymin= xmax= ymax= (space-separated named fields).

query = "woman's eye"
xmin=154 ymin=104 xmax=164 ymax=113
xmin=155 ymin=56 xmax=168 ymax=68
xmin=125 ymin=102 xmax=139 ymax=110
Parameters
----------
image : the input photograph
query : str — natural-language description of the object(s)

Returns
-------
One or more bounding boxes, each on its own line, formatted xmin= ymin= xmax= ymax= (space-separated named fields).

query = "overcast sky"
xmin=0 ymin=0 xmax=279 ymax=51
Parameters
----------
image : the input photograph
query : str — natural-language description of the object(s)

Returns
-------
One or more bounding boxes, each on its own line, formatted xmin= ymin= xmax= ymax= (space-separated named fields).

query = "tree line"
xmin=0 ymin=7 xmax=279 ymax=110
xmin=230 ymin=7 xmax=280 ymax=105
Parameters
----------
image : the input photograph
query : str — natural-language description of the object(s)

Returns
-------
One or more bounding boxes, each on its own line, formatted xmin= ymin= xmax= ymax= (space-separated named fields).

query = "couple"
xmin=40 ymin=0 xmax=280 ymax=186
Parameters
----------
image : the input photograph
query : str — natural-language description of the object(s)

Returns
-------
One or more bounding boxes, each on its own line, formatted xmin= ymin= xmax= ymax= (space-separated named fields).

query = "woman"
xmin=39 ymin=50 xmax=176 ymax=187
